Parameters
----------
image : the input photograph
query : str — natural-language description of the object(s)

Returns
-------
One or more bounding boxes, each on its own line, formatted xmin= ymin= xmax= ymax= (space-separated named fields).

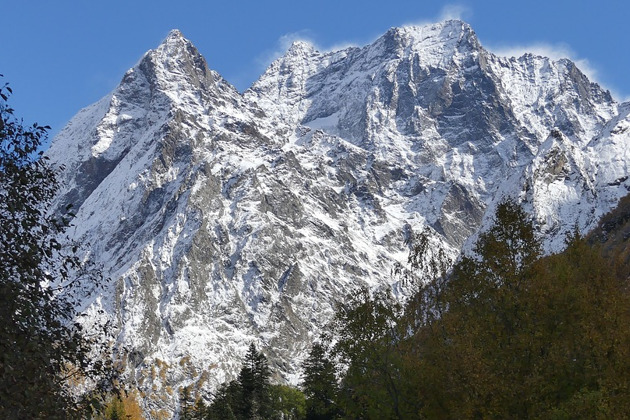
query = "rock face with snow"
xmin=47 ymin=21 xmax=630 ymax=415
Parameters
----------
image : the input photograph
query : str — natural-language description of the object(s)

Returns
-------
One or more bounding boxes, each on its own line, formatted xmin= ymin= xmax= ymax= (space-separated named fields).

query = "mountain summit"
xmin=47 ymin=23 xmax=629 ymax=414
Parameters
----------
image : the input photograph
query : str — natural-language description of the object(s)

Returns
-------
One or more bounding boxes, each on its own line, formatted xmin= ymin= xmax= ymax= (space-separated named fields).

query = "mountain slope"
xmin=47 ymin=21 xmax=630 ymax=415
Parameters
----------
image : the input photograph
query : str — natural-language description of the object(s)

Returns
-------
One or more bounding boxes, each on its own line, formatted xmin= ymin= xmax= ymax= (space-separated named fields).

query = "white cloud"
xmin=439 ymin=4 xmax=472 ymax=21
xmin=489 ymin=42 xmax=600 ymax=85
xmin=487 ymin=42 xmax=629 ymax=100
xmin=259 ymin=3 xmax=473 ymax=71
xmin=255 ymin=30 xmax=316 ymax=71
xmin=403 ymin=3 xmax=472 ymax=27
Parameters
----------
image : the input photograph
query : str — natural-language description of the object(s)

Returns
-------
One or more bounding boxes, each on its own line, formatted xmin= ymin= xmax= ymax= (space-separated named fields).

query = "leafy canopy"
xmin=0 ymin=79 xmax=117 ymax=419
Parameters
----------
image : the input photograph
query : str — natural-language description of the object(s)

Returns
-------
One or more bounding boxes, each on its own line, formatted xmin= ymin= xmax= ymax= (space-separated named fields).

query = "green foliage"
xmin=474 ymin=199 xmax=541 ymax=282
xmin=269 ymin=384 xmax=306 ymax=420
xmin=404 ymin=201 xmax=630 ymax=418
xmin=332 ymin=289 xmax=417 ymax=419
xmin=204 ymin=343 xmax=307 ymax=420
xmin=320 ymin=199 xmax=630 ymax=419
xmin=301 ymin=343 xmax=339 ymax=420
xmin=238 ymin=343 xmax=272 ymax=419
xmin=205 ymin=380 xmax=240 ymax=420
xmin=418 ymin=200 xmax=546 ymax=417
xmin=0 ymin=80 xmax=117 ymax=418
xmin=417 ymin=203 xmax=630 ymax=418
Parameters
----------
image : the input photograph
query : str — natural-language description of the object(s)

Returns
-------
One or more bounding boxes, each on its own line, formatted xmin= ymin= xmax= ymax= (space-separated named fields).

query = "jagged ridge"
xmin=47 ymin=20 xmax=630 ymax=416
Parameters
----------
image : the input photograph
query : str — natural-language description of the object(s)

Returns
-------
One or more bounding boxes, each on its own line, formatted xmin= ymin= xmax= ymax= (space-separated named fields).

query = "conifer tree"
xmin=238 ymin=343 xmax=271 ymax=419
xmin=206 ymin=380 xmax=239 ymax=420
xmin=301 ymin=343 xmax=340 ymax=420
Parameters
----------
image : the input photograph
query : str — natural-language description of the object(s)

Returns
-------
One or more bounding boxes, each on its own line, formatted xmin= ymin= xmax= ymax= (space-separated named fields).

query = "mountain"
xmin=46 ymin=21 xmax=630 ymax=415
xmin=588 ymin=188 xmax=630 ymax=274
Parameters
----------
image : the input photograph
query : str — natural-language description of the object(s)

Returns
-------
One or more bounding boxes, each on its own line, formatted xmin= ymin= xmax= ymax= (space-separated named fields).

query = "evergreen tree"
xmin=301 ymin=343 xmax=340 ymax=420
xmin=207 ymin=348 xmax=307 ymax=420
xmin=238 ymin=343 xmax=271 ymax=419
xmin=206 ymin=380 xmax=239 ymax=420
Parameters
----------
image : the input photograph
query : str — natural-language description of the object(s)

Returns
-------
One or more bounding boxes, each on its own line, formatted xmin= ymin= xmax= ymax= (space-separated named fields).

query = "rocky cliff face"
xmin=47 ymin=21 xmax=630 ymax=416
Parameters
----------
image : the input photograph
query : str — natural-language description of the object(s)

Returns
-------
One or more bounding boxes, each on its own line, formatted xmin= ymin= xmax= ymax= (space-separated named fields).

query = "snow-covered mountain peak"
xmin=46 ymin=21 xmax=630 ymax=416
xmin=164 ymin=28 xmax=185 ymax=42
xmin=151 ymin=29 xmax=196 ymax=59
xmin=374 ymin=19 xmax=479 ymax=64
xmin=286 ymin=39 xmax=318 ymax=56
xmin=137 ymin=28 xmax=220 ymax=95
xmin=247 ymin=19 xmax=490 ymax=138
xmin=385 ymin=19 xmax=475 ymax=45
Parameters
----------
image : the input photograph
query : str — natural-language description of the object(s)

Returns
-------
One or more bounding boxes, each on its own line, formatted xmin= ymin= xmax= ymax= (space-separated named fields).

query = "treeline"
xmin=320 ymin=200 xmax=630 ymax=418
xmin=179 ymin=200 xmax=630 ymax=419
xmin=178 ymin=343 xmax=305 ymax=419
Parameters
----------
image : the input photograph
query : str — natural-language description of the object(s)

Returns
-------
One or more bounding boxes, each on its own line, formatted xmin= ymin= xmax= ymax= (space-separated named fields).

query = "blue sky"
xmin=2 ymin=1 xmax=629 ymax=139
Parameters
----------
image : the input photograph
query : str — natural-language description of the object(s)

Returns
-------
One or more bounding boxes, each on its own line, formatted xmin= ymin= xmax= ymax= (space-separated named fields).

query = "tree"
xmin=206 ymin=345 xmax=307 ymax=420
xmin=521 ymin=232 xmax=630 ymax=418
xmin=205 ymin=343 xmax=273 ymax=420
xmin=332 ymin=289 xmax=416 ymax=419
xmin=206 ymin=380 xmax=239 ymax=420
xmin=97 ymin=391 xmax=145 ymax=420
xmin=473 ymin=199 xmax=541 ymax=285
xmin=320 ymin=199 xmax=630 ymax=418
xmin=415 ymin=199 xmax=546 ymax=417
xmin=301 ymin=343 xmax=340 ymax=420
xmin=0 ymin=80 xmax=117 ymax=418
xmin=179 ymin=385 xmax=196 ymax=420
xmin=238 ymin=343 xmax=272 ymax=419
xmin=409 ymin=200 xmax=630 ymax=418
xmin=269 ymin=384 xmax=306 ymax=420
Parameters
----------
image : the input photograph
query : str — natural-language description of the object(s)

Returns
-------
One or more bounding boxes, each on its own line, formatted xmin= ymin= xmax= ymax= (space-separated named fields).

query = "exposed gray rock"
xmin=45 ymin=21 xmax=630 ymax=417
